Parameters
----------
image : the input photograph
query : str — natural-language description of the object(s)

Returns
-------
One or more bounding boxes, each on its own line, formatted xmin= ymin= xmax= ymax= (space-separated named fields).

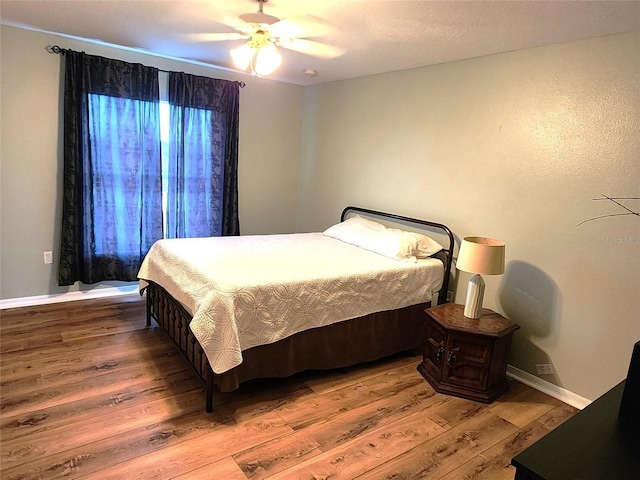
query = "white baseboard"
xmin=0 ymin=285 xmax=140 ymax=310
xmin=507 ymin=364 xmax=591 ymax=410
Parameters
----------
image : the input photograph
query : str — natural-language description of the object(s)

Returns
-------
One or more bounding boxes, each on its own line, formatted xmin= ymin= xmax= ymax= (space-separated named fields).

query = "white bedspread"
xmin=138 ymin=233 xmax=444 ymax=374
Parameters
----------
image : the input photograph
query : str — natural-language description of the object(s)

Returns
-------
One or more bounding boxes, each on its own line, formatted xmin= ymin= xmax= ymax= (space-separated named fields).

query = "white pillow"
xmin=401 ymin=231 xmax=444 ymax=258
xmin=323 ymin=216 xmax=443 ymax=261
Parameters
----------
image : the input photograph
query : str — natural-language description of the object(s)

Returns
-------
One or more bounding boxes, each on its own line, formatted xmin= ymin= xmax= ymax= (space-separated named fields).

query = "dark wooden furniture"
xmin=619 ymin=340 xmax=640 ymax=429
xmin=511 ymin=341 xmax=640 ymax=480
xmin=418 ymin=303 xmax=519 ymax=402
xmin=144 ymin=206 xmax=454 ymax=412
xmin=511 ymin=381 xmax=640 ymax=479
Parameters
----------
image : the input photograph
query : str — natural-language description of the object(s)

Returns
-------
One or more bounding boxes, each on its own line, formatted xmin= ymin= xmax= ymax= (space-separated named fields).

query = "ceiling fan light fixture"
xmin=230 ymin=27 xmax=282 ymax=77
xmin=230 ymin=43 xmax=254 ymax=70
xmin=253 ymin=42 xmax=282 ymax=76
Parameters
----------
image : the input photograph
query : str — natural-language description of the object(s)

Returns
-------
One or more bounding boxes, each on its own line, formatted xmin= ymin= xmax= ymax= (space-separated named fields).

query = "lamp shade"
xmin=457 ymin=237 xmax=505 ymax=275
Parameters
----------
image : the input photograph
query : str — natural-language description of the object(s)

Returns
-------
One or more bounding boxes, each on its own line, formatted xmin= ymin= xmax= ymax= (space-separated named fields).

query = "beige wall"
xmin=0 ymin=25 xmax=303 ymax=299
xmin=296 ymin=31 xmax=640 ymax=400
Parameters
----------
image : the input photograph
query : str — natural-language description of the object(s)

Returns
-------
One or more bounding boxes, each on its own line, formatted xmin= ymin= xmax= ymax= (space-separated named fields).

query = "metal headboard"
xmin=341 ymin=206 xmax=454 ymax=305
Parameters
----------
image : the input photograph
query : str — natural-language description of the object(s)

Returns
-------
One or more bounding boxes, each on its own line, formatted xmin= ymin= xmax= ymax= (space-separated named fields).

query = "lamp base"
xmin=463 ymin=274 xmax=485 ymax=319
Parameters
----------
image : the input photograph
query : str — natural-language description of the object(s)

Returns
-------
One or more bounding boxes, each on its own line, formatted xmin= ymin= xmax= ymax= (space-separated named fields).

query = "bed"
xmin=138 ymin=206 xmax=454 ymax=412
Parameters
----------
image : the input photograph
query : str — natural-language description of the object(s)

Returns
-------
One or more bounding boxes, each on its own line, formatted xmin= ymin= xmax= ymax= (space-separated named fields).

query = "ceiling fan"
xmin=193 ymin=0 xmax=344 ymax=77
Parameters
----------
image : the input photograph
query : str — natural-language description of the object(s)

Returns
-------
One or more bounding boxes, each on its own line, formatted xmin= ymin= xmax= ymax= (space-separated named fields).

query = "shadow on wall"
xmin=499 ymin=261 xmax=563 ymax=386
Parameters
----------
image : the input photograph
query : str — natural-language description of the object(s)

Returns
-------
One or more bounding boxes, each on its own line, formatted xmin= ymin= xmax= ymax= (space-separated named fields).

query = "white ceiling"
xmin=2 ymin=0 xmax=639 ymax=86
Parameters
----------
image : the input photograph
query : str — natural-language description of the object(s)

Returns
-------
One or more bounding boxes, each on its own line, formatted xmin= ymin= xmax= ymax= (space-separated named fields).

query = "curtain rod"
xmin=45 ymin=44 xmax=246 ymax=87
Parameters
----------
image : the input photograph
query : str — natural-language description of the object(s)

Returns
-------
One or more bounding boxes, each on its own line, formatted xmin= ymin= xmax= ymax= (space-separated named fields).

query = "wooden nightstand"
xmin=417 ymin=303 xmax=519 ymax=403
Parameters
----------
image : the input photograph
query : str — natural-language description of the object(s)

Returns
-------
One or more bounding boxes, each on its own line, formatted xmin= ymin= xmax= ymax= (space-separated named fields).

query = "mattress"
xmin=138 ymin=232 xmax=444 ymax=374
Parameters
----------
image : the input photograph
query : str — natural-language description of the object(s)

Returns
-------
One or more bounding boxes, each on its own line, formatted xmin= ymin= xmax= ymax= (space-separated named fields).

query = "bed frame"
xmin=144 ymin=206 xmax=454 ymax=412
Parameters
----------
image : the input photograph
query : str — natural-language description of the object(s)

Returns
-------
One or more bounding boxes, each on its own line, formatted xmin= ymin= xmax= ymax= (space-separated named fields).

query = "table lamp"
xmin=456 ymin=236 xmax=505 ymax=319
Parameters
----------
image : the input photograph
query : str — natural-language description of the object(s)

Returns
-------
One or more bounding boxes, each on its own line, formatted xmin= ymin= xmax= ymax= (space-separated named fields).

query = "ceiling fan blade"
xmin=269 ymin=19 xmax=307 ymax=39
xmin=272 ymin=14 xmax=336 ymax=39
xmin=278 ymin=38 xmax=345 ymax=59
xmin=184 ymin=32 xmax=249 ymax=42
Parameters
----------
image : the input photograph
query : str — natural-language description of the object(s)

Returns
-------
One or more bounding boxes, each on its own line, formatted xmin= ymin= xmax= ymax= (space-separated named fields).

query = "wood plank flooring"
xmin=0 ymin=294 xmax=577 ymax=479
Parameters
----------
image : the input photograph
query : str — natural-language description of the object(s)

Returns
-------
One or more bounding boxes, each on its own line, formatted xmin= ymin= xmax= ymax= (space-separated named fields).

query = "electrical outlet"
xmin=535 ymin=363 xmax=554 ymax=375
xmin=43 ymin=251 xmax=53 ymax=264
xmin=446 ymin=290 xmax=454 ymax=302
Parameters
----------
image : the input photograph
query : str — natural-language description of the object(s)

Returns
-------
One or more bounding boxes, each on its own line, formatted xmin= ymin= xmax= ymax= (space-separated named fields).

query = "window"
xmin=160 ymin=100 xmax=170 ymax=237
xmin=88 ymin=93 xmax=162 ymax=256
xmin=58 ymin=51 xmax=240 ymax=286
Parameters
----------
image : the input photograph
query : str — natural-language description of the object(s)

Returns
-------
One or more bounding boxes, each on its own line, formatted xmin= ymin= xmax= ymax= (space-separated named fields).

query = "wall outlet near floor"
xmin=535 ymin=363 xmax=554 ymax=375
xmin=43 ymin=251 xmax=53 ymax=264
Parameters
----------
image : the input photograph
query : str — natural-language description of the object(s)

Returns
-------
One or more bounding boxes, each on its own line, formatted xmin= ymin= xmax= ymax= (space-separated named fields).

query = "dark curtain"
xmin=58 ymin=51 xmax=163 ymax=285
xmin=166 ymin=72 xmax=240 ymax=238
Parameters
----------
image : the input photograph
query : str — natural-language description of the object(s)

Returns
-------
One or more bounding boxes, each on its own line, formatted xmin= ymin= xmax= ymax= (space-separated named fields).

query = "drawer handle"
xmin=447 ymin=351 xmax=457 ymax=367
xmin=436 ymin=347 xmax=445 ymax=362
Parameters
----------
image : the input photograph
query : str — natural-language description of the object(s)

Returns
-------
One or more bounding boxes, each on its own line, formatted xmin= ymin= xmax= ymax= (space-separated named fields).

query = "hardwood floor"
xmin=0 ymin=294 xmax=577 ymax=479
